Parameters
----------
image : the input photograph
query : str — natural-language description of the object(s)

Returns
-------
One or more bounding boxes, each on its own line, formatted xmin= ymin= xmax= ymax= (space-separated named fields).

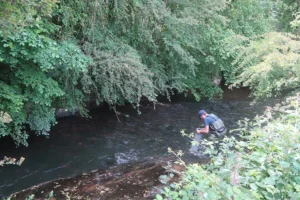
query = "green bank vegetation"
xmin=0 ymin=0 xmax=300 ymax=145
xmin=157 ymin=94 xmax=300 ymax=199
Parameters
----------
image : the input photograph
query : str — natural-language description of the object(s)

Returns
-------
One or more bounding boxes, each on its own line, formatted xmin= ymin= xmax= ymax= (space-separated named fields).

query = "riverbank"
xmin=8 ymin=156 xmax=210 ymax=200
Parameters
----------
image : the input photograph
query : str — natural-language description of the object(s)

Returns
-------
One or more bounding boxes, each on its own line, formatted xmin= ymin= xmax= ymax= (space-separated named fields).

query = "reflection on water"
xmin=0 ymin=93 xmax=279 ymax=198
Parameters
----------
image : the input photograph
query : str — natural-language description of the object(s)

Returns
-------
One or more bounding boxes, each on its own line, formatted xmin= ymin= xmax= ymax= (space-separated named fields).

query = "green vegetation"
xmin=231 ymin=32 xmax=300 ymax=98
xmin=157 ymin=94 xmax=300 ymax=200
xmin=0 ymin=0 xmax=300 ymax=145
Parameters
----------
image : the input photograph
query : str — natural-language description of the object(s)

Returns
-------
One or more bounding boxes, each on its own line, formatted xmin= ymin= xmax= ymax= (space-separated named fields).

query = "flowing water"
xmin=0 ymin=89 xmax=279 ymax=198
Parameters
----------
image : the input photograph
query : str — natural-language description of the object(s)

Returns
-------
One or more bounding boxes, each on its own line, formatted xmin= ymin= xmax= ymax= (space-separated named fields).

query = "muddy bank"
xmin=9 ymin=156 xmax=209 ymax=200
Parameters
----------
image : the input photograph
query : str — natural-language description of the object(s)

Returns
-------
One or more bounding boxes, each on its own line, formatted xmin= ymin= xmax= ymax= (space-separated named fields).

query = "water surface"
xmin=0 ymin=92 xmax=278 ymax=198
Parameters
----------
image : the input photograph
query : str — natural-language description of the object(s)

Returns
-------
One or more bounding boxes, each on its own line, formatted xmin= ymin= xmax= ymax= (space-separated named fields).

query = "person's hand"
xmin=196 ymin=128 xmax=201 ymax=134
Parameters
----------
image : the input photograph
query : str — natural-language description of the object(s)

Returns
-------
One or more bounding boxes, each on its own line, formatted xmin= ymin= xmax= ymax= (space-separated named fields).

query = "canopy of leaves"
xmin=0 ymin=0 xmax=58 ymax=34
xmin=75 ymin=0 xmax=229 ymax=101
xmin=1 ymin=0 xmax=300 ymax=145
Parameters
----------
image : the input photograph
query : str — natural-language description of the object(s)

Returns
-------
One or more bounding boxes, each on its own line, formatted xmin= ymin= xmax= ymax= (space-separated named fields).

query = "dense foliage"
xmin=157 ymin=94 xmax=300 ymax=200
xmin=231 ymin=32 xmax=300 ymax=98
xmin=0 ymin=0 xmax=300 ymax=144
xmin=0 ymin=28 xmax=91 ymax=145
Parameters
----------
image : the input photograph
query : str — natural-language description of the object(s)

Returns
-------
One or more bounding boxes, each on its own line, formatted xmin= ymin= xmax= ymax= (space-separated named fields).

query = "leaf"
xmin=164 ymin=188 xmax=170 ymax=193
xmin=226 ymin=186 xmax=234 ymax=197
xmin=263 ymin=177 xmax=275 ymax=186
xmin=279 ymin=161 xmax=290 ymax=168
xmin=207 ymin=188 xmax=218 ymax=199
xmin=267 ymin=169 xmax=276 ymax=177
xmin=179 ymin=190 xmax=187 ymax=196
xmin=292 ymin=161 xmax=300 ymax=171
xmin=249 ymin=183 xmax=258 ymax=190
xmin=263 ymin=191 xmax=274 ymax=200
xmin=294 ymin=176 xmax=300 ymax=184
xmin=182 ymin=195 xmax=189 ymax=200
xmin=156 ymin=194 xmax=163 ymax=200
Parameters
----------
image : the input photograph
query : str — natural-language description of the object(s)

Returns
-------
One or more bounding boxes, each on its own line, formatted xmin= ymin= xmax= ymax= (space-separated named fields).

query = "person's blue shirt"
xmin=204 ymin=114 xmax=219 ymax=127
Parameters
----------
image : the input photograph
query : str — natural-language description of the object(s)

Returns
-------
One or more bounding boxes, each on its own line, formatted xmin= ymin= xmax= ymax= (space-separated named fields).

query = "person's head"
xmin=198 ymin=110 xmax=207 ymax=119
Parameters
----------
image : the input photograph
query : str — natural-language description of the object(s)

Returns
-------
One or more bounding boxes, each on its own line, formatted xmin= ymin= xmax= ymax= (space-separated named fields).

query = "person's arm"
xmin=196 ymin=125 xmax=209 ymax=134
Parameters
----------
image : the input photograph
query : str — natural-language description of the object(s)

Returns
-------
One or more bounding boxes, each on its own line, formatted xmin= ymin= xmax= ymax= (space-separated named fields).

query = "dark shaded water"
xmin=0 ymin=90 xmax=278 ymax=198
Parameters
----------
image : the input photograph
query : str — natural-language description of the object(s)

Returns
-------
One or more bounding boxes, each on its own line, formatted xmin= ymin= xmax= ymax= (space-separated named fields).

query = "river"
xmin=0 ymin=89 xmax=278 ymax=198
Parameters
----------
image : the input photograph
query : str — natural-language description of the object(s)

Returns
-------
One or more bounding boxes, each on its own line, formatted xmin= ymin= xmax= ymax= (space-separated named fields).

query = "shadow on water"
xmin=0 ymin=88 xmax=279 ymax=198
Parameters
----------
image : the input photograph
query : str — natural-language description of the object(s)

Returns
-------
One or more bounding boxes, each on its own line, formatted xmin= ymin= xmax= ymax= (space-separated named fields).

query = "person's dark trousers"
xmin=190 ymin=128 xmax=227 ymax=152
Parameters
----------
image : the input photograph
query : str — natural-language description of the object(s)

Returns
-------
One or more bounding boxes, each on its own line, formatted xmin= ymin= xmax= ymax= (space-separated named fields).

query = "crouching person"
xmin=190 ymin=110 xmax=227 ymax=153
